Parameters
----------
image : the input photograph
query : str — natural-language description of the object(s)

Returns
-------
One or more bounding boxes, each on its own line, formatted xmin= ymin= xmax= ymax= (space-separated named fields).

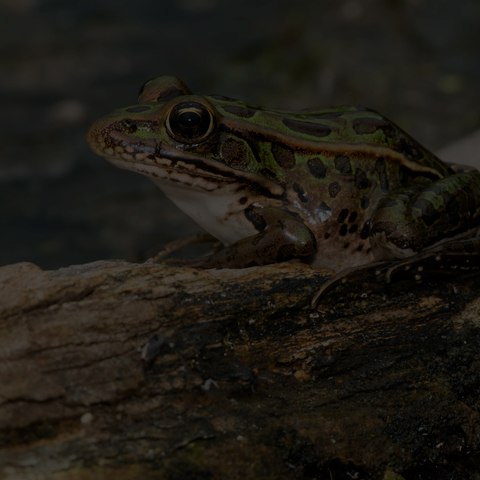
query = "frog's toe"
xmin=311 ymin=261 xmax=390 ymax=308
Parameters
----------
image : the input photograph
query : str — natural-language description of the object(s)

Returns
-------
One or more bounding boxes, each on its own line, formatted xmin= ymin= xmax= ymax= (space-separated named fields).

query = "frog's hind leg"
xmin=384 ymin=235 xmax=480 ymax=283
xmin=370 ymin=171 xmax=480 ymax=265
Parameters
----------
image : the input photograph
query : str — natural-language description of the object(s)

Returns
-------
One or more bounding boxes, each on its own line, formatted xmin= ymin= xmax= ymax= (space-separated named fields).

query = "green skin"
xmin=86 ymin=76 xmax=480 ymax=305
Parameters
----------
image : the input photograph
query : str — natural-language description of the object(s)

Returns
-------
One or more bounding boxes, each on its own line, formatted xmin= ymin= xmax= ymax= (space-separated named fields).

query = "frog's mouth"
xmin=87 ymin=124 xmax=284 ymax=196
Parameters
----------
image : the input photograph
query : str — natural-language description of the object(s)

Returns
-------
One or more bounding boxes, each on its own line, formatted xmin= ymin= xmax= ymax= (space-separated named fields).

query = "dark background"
xmin=2 ymin=0 xmax=480 ymax=270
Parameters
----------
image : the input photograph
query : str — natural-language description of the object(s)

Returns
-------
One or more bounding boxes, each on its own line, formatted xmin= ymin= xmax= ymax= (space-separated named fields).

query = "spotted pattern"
xmin=221 ymin=138 xmax=250 ymax=168
xmin=360 ymin=220 xmax=371 ymax=240
xmin=271 ymin=143 xmax=296 ymax=169
xmin=349 ymin=211 xmax=357 ymax=223
xmin=293 ymin=183 xmax=308 ymax=203
xmin=328 ymin=182 xmax=341 ymax=198
xmin=245 ymin=208 xmax=266 ymax=232
xmin=337 ymin=209 xmax=349 ymax=223
xmin=277 ymin=244 xmax=298 ymax=262
xmin=361 ymin=196 xmax=370 ymax=210
xmin=414 ymin=198 xmax=442 ymax=227
xmin=354 ymin=168 xmax=369 ymax=190
xmin=334 ymin=155 xmax=352 ymax=174
xmin=399 ymin=138 xmax=422 ymax=162
xmin=282 ymin=118 xmax=334 ymax=138
xmin=307 ymin=157 xmax=327 ymax=179
xmin=339 ymin=224 xmax=348 ymax=236
xmin=353 ymin=117 xmax=393 ymax=136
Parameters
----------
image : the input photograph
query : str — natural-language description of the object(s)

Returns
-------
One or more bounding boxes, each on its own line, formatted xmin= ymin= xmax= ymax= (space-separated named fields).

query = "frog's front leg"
xmin=166 ymin=207 xmax=317 ymax=269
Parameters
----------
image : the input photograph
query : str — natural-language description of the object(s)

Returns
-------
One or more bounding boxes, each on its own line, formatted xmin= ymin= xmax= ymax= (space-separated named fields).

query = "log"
xmin=1 ymin=259 xmax=479 ymax=480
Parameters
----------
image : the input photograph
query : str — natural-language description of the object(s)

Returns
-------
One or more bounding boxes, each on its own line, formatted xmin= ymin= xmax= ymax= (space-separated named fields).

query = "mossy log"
xmin=1 ymin=260 xmax=479 ymax=480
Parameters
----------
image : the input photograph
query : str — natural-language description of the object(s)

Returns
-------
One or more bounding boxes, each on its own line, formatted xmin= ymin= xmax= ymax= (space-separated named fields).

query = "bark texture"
xmin=0 ymin=260 xmax=479 ymax=480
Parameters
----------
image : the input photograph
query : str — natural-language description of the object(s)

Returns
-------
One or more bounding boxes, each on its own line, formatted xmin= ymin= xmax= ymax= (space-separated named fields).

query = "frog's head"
xmin=86 ymin=76 xmax=284 ymax=198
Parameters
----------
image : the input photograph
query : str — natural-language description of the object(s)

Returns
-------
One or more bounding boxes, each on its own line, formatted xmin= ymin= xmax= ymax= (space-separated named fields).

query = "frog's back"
xmin=210 ymin=98 xmax=451 ymax=178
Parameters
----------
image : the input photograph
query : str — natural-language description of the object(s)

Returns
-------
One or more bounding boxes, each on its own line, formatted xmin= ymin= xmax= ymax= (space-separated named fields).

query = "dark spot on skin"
xmin=271 ymin=143 xmax=296 ymax=169
xmin=239 ymin=197 xmax=248 ymax=205
xmin=339 ymin=224 xmax=348 ymax=236
xmin=349 ymin=224 xmax=358 ymax=234
xmin=357 ymin=244 xmax=363 ymax=252
xmin=293 ymin=183 xmax=308 ymax=203
xmin=414 ymin=198 xmax=442 ymax=227
xmin=307 ymin=157 xmax=327 ymax=179
xmin=278 ymin=244 xmax=297 ymax=262
xmin=344 ymin=242 xmax=350 ymax=249
xmin=352 ymin=117 xmax=393 ymax=136
xmin=360 ymin=219 xmax=371 ymax=240
xmin=366 ymin=247 xmax=372 ymax=254
xmin=349 ymin=211 xmax=357 ymax=223
xmin=329 ymin=182 xmax=341 ymax=198
xmin=260 ymin=168 xmax=278 ymax=182
xmin=125 ymin=106 xmax=151 ymax=113
xmin=337 ymin=209 xmax=349 ymax=223
xmin=361 ymin=196 xmax=370 ymax=210
xmin=282 ymin=118 xmax=334 ymax=138
xmin=221 ymin=138 xmax=250 ymax=168
xmin=375 ymin=157 xmax=390 ymax=192
xmin=245 ymin=208 xmax=267 ymax=232
xmin=354 ymin=168 xmax=369 ymax=190
xmin=334 ymin=155 xmax=352 ymax=174
xmin=251 ymin=230 xmax=267 ymax=247
xmin=399 ymin=138 xmax=421 ymax=161
xmin=324 ymin=232 xmax=330 ymax=239
xmin=223 ymin=106 xmax=256 ymax=118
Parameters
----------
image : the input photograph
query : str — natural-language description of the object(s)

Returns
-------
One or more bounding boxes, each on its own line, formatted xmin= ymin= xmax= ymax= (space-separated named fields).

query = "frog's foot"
xmin=310 ymin=261 xmax=390 ymax=308
xmin=145 ymin=233 xmax=219 ymax=264
xmin=384 ymin=237 xmax=480 ymax=283
xmin=311 ymin=237 xmax=480 ymax=309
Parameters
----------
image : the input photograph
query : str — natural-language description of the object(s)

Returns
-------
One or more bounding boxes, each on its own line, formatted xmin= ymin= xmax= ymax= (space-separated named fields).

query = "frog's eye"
xmin=166 ymin=101 xmax=215 ymax=144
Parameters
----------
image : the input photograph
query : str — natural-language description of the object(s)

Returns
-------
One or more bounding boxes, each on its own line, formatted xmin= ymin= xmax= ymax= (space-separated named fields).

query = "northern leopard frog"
xmin=87 ymin=76 xmax=480 ymax=306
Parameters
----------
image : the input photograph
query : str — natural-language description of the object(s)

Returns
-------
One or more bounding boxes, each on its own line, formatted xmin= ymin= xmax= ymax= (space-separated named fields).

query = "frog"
xmin=86 ymin=76 xmax=480 ymax=307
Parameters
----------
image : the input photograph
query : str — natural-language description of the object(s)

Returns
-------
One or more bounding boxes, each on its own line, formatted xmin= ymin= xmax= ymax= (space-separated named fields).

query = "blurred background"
xmin=1 ymin=0 xmax=480 ymax=270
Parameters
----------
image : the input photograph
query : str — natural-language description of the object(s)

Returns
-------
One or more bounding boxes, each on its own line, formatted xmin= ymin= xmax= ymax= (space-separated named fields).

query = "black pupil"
xmin=178 ymin=111 xmax=201 ymax=128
